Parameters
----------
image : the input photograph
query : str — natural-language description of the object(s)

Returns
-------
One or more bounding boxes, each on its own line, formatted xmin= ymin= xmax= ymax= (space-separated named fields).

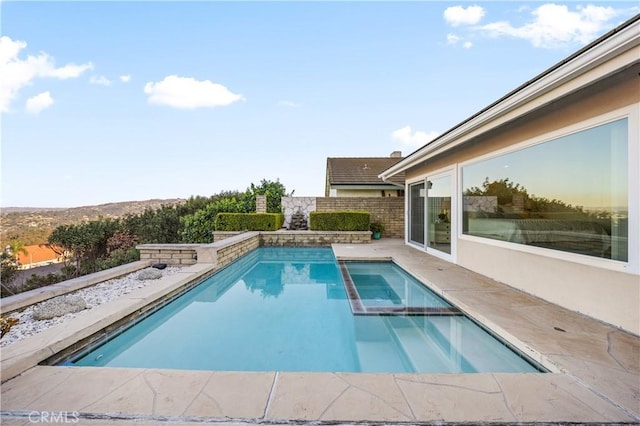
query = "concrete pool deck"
xmin=1 ymin=239 xmax=638 ymax=424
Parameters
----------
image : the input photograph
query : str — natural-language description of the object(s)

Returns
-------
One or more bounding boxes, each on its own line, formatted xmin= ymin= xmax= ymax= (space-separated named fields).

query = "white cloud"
xmin=90 ymin=75 xmax=111 ymax=86
xmin=0 ymin=36 xmax=93 ymax=112
xmin=444 ymin=5 xmax=485 ymax=27
xmin=277 ymin=100 xmax=301 ymax=108
xmin=446 ymin=33 xmax=461 ymax=45
xmin=144 ymin=75 xmax=245 ymax=109
xmin=446 ymin=33 xmax=474 ymax=49
xmin=391 ymin=126 xmax=440 ymax=148
xmin=479 ymin=4 xmax=625 ymax=48
xmin=43 ymin=62 xmax=93 ymax=79
xmin=120 ymin=74 xmax=131 ymax=83
xmin=25 ymin=91 xmax=54 ymax=114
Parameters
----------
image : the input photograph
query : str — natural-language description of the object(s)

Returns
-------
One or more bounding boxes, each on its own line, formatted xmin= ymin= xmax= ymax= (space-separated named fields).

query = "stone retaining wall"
xmin=212 ymin=231 xmax=243 ymax=242
xmin=140 ymin=230 xmax=372 ymax=267
xmin=216 ymin=234 xmax=260 ymax=268
xmin=260 ymin=231 xmax=371 ymax=247
xmin=138 ymin=244 xmax=199 ymax=266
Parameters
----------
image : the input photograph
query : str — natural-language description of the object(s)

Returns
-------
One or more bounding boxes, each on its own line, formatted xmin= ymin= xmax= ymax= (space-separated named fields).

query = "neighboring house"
xmin=17 ymin=245 xmax=63 ymax=269
xmin=379 ymin=16 xmax=639 ymax=334
xmin=325 ymin=151 xmax=406 ymax=197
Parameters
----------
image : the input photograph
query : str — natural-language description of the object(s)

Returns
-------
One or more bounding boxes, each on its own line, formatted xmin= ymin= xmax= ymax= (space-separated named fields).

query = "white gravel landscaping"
xmin=1 ymin=266 xmax=183 ymax=348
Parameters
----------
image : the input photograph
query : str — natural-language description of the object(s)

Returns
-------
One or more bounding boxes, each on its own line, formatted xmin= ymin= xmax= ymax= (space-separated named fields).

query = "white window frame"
xmin=457 ymin=105 xmax=639 ymax=274
xmin=406 ymin=176 xmax=426 ymax=249
xmin=405 ymin=165 xmax=458 ymax=262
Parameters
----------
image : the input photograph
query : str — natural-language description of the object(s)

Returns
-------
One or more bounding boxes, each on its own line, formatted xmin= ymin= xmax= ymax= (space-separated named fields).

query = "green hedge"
xmin=214 ymin=213 xmax=284 ymax=231
xmin=309 ymin=211 xmax=370 ymax=231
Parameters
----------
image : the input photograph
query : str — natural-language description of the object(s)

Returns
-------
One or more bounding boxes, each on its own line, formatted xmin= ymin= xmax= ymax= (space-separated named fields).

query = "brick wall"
xmin=138 ymin=244 xmax=198 ymax=265
xmin=256 ymin=195 xmax=267 ymax=213
xmin=315 ymin=197 xmax=404 ymax=238
xmin=260 ymin=231 xmax=371 ymax=246
xmin=212 ymin=231 xmax=243 ymax=242
xmin=216 ymin=234 xmax=260 ymax=268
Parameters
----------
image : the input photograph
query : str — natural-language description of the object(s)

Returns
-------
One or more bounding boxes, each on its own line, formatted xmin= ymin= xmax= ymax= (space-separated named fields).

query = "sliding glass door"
xmin=409 ymin=182 xmax=425 ymax=245
xmin=426 ymin=174 xmax=452 ymax=255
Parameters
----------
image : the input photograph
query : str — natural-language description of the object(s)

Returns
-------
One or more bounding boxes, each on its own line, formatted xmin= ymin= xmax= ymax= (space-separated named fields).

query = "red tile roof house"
xmin=325 ymin=151 xmax=406 ymax=197
xmin=379 ymin=15 xmax=639 ymax=335
xmin=16 ymin=245 xmax=63 ymax=269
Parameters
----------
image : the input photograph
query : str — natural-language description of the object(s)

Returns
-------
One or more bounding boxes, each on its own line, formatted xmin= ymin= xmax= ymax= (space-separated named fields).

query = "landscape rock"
xmin=2 ymin=266 xmax=182 ymax=348
xmin=32 ymin=296 xmax=87 ymax=321
xmin=152 ymin=263 xmax=167 ymax=270
xmin=137 ymin=268 xmax=163 ymax=280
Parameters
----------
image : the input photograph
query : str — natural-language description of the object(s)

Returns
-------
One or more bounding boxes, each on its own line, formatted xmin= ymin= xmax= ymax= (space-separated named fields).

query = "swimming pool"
xmin=67 ymin=248 xmax=542 ymax=373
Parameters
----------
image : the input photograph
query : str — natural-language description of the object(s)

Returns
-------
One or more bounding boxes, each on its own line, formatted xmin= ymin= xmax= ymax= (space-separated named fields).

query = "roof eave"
xmin=379 ymin=15 xmax=640 ymax=180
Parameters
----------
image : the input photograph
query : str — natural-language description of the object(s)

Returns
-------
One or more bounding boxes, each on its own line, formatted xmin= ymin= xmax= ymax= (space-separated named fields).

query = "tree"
xmin=181 ymin=197 xmax=251 ymax=243
xmin=0 ymin=250 xmax=20 ymax=295
xmin=465 ymin=178 xmax=528 ymax=206
xmin=180 ymin=180 xmax=292 ymax=243
xmin=247 ymin=179 xmax=292 ymax=213
xmin=47 ymin=219 xmax=120 ymax=276
xmin=6 ymin=240 xmax=28 ymax=258
xmin=465 ymin=177 xmax=591 ymax=219
xmin=123 ymin=205 xmax=183 ymax=244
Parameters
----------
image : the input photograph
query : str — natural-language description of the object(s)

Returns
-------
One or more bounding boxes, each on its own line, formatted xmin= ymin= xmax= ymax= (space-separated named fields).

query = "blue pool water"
xmin=69 ymin=248 xmax=541 ymax=373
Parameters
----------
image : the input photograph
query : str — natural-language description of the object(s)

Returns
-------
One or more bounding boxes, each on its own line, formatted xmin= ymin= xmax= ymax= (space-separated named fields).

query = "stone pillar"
xmin=512 ymin=194 xmax=525 ymax=213
xmin=256 ymin=195 xmax=267 ymax=213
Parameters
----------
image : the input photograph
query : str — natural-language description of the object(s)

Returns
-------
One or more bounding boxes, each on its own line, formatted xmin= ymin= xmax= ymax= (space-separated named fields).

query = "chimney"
xmin=390 ymin=151 xmax=402 ymax=158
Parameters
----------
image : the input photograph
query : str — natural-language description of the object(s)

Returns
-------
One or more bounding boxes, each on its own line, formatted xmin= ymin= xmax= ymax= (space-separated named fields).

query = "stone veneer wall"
xmin=216 ymin=234 xmax=260 ymax=268
xmin=281 ymin=197 xmax=316 ymax=229
xmin=212 ymin=231 xmax=243 ymax=242
xmin=139 ymin=230 xmax=367 ymax=267
xmin=138 ymin=233 xmax=261 ymax=267
xmin=138 ymin=244 xmax=199 ymax=265
xmin=260 ymin=231 xmax=371 ymax=246
xmin=315 ymin=197 xmax=404 ymax=239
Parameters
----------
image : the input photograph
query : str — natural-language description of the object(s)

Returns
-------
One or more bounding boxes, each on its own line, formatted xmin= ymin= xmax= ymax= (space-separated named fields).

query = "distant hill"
xmin=1 ymin=207 xmax=68 ymax=213
xmin=1 ymin=199 xmax=185 ymax=245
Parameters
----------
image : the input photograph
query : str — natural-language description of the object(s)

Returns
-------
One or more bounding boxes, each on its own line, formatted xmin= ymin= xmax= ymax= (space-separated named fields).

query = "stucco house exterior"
xmin=379 ymin=15 xmax=639 ymax=334
xmin=325 ymin=152 xmax=405 ymax=197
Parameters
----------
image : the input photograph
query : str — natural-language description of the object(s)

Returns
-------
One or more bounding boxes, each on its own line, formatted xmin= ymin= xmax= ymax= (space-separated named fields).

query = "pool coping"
xmin=1 ymin=240 xmax=638 ymax=424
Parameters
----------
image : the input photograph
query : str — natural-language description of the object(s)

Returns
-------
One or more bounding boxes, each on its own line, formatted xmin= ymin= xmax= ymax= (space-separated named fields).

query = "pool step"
xmin=384 ymin=317 xmax=456 ymax=372
xmin=338 ymin=261 xmax=462 ymax=316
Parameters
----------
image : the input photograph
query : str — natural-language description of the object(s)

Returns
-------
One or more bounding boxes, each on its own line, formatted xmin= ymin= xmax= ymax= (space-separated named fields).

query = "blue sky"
xmin=1 ymin=1 xmax=637 ymax=208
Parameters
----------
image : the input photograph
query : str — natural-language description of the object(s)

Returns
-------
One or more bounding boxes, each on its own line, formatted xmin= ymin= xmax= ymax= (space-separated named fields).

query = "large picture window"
xmin=462 ymin=118 xmax=628 ymax=261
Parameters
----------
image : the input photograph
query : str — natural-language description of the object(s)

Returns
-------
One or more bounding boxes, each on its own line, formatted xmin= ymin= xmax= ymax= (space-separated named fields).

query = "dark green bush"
xmin=24 ymin=273 xmax=65 ymax=290
xmin=214 ymin=213 xmax=284 ymax=231
xmin=96 ymin=247 xmax=140 ymax=270
xmin=309 ymin=211 xmax=370 ymax=231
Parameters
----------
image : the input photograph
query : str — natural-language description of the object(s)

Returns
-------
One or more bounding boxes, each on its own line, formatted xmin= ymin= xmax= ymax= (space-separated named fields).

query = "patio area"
xmin=1 ymin=239 xmax=638 ymax=425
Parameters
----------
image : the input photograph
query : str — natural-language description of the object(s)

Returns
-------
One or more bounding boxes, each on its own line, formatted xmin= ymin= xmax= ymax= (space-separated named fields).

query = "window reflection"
xmin=462 ymin=119 xmax=628 ymax=261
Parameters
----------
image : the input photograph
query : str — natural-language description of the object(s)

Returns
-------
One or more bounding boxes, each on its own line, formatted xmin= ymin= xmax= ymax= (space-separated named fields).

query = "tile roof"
xmin=17 ymin=245 xmax=62 ymax=265
xmin=326 ymin=157 xmax=405 ymax=186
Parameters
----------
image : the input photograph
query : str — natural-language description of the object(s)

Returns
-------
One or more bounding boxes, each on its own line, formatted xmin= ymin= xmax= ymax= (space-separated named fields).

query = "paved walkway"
xmin=1 ymin=240 xmax=638 ymax=424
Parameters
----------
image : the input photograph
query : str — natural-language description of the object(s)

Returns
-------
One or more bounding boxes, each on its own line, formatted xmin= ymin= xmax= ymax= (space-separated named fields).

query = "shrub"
xmin=0 ymin=315 xmax=19 ymax=339
xmin=24 ymin=273 xmax=65 ymax=290
xmin=214 ymin=213 xmax=284 ymax=231
xmin=96 ymin=247 xmax=140 ymax=270
xmin=309 ymin=211 xmax=370 ymax=231
xmin=180 ymin=197 xmax=250 ymax=243
xmin=369 ymin=222 xmax=385 ymax=233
